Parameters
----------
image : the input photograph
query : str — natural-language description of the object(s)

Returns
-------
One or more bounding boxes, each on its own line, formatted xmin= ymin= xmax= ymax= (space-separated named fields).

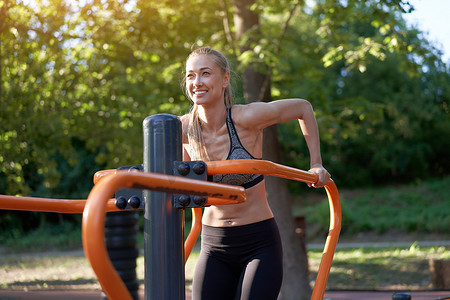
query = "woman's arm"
xmin=237 ymin=99 xmax=330 ymax=187
xmin=292 ymin=101 xmax=330 ymax=187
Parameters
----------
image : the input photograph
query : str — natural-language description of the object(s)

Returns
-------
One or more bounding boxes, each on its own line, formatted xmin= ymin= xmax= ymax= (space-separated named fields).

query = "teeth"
xmin=195 ymin=91 xmax=207 ymax=95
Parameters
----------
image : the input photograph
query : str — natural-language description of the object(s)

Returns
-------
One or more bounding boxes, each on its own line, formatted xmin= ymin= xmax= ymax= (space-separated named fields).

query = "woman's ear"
xmin=222 ymin=71 xmax=230 ymax=88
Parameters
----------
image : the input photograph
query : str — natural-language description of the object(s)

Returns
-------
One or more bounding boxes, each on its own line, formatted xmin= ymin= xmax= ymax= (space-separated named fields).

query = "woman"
xmin=180 ymin=47 xmax=330 ymax=300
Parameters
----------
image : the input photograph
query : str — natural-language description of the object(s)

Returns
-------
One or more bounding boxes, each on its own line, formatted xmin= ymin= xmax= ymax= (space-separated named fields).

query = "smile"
xmin=194 ymin=90 xmax=208 ymax=95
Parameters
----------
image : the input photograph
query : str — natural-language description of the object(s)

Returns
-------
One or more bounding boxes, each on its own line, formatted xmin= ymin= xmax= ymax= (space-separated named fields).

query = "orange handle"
xmin=2 ymin=158 xmax=339 ymax=300
xmin=90 ymin=159 xmax=339 ymax=300
xmin=184 ymin=207 xmax=202 ymax=263
xmin=82 ymin=170 xmax=246 ymax=300
xmin=206 ymin=159 xmax=318 ymax=184
xmin=92 ymin=167 xmax=247 ymax=264
xmin=93 ymin=169 xmax=117 ymax=184
xmin=311 ymin=179 xmax=341 ymax=300
xmin=204 ymin=160 xmax=341 ymax=300
xmin=0 ymin=194 xmax=118 ymax=213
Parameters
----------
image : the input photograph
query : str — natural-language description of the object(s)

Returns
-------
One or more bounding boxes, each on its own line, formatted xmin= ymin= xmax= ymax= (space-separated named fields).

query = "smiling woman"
xmin=185 ymin=58 xmax=230 ymax=107
xmin=178 ymin=47 xmax=330 ymax=300
xmin=181 ymin=48 xmax=233 ymax=162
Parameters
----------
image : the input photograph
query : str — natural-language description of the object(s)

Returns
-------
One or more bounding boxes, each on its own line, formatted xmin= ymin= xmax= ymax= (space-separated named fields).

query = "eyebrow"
xmin=187 ymin=67 xmax=213 ymax=73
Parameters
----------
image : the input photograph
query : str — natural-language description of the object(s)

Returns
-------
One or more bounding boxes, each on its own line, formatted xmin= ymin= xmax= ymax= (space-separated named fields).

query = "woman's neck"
xmin=197 ymin=103 xmax=227 ymax=132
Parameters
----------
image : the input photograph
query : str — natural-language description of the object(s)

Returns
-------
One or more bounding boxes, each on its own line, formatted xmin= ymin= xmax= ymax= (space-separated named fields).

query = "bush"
xmin=303 ymin=176 xmax=450 ymax=237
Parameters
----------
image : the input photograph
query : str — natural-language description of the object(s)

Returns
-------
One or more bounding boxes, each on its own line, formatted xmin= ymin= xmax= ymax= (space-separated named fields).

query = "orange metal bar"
xmin=0 ymin=194 xmax=118 ymax=213
xmin=87 ymin=160 xmax=340 ymax=300
xmin=82 ymin=170 xmax=246 ymax=300
xmin=184 ymin=207 xmax=202 ymax=263
xmin=205 ymin=160 xmax=341 ymax=300
xmin=206 ymin=159 xmax=318 ymax=184
xmin=2 ymin=159 xmax=339 ymax=300
xmin=92 ymin=168 xmax=245 ymax=261
xmin=311 ymin=179 xmax=341 ymax=300
xmin=93 ymin=169 xmax=116 ymax=184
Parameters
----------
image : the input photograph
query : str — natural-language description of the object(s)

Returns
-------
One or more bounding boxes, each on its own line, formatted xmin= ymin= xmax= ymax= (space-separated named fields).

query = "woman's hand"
xmin=307 ymin=164 xmax=330 ymax=188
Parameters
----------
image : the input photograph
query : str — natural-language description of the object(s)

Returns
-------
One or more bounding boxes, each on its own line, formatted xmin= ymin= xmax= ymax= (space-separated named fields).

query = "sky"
xmin=403 ymin=0 xmax=450 ymax=63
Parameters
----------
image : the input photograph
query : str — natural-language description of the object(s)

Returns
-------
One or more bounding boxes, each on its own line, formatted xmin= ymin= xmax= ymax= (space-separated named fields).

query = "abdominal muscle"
xmin=202 ymin=181 xmax=274 ymax=227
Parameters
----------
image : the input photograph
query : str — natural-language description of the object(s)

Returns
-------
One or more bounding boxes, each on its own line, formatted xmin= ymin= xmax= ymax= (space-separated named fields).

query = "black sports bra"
xmin=212 ymin=107 xmax=264 ymax=189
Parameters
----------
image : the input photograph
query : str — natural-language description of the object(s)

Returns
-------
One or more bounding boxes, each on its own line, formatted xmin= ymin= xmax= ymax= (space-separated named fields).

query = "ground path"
xmin=1 ymin=240 xmax=449 ymax=300
xmin=0 ymin=289 xmax=449 ymax=300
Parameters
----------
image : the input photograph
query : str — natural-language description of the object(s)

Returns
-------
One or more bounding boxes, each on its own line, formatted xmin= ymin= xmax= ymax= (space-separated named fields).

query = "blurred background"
xmin=0 ymin=0 xmax=449 ymax=296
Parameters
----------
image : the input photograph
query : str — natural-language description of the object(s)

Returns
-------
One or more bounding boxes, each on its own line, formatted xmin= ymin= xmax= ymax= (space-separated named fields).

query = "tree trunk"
xmin=232 ymin=0 xmax=271 ymax=103
xmin=263 ymin=126 xmax=312 ymax=300
xmin=232 ymin=0 xmax=312 ymax=299
xmin=429 ymin=259 xmax=450 ymax=289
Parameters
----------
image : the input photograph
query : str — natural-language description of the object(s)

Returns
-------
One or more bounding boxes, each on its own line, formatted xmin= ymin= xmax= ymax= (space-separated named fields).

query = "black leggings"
xmin=192 ymin=218 xmax=283 ymax=300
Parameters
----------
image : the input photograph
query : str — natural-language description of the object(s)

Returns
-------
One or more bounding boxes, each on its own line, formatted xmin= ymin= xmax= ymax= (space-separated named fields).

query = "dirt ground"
xmin=0 ymin=289 xmax=449 ymax=300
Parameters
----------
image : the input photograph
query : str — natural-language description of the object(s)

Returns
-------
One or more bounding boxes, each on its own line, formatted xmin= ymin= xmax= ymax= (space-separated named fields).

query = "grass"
xmin=0 ymin=221 xmax=83 ymax=253
xmin=0 ymin=254 xmax=97 ymax=290
xmin=309 ymin=244 xmax=450 ymax=290
xmin=1 ymin=244 xmax=449 ymax=291
xmin=298 ymin=176 xmax=450 ymax=239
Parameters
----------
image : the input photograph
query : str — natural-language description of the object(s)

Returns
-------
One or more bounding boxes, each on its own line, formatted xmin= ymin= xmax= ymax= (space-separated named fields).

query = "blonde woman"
xmin=180 ymin=47 xmax=330 ymax=300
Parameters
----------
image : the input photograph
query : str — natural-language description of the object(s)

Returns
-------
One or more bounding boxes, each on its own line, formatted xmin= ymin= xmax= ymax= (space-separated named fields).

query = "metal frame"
xmin=0 ymin=114 xmax=341 ymax=300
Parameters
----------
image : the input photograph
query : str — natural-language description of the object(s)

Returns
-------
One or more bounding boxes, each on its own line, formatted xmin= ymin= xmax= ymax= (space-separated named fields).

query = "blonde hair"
xmin=183 ymin=47 xmax=233 ymax=160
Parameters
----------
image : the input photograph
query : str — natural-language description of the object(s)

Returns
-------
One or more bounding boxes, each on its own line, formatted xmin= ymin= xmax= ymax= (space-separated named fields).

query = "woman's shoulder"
xmin=230 ymin=102 xmax=273 ymax=130
xmin=178 ymin=114 xmax=190 ymax=126
xmin=178 ymin=114 xmax=190 ymax=141
xmin=232 ymin=99 xmax=311 ymax=129
xmin=230 ymin=102 xmax=265 ymax=117
xmin=231 ymin=101 xmax=273 ymax=114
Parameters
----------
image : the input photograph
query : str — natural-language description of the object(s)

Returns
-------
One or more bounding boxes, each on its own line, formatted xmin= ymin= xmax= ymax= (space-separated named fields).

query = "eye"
xmin=186 ymin=73 xmax=194 ymax=79
xmin=202 ymin=71 xmax=210 ymax=76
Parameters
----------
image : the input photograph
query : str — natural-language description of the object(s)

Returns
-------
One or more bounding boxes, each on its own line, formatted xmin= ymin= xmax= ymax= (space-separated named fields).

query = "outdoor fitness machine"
xmin=0 ymin=114 xmax=342 ymax=300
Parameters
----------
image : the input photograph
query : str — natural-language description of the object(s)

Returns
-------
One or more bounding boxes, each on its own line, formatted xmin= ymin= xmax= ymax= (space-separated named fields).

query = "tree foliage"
xmin=274 ymin=1 xmax=450 ymax=187
xmin=0 ymin=0 xmax=448 ymax=196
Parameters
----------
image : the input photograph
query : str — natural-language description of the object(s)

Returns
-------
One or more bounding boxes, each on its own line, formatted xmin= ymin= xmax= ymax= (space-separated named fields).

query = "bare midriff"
xmin=201 ymin=180 xmax=274 ymax=227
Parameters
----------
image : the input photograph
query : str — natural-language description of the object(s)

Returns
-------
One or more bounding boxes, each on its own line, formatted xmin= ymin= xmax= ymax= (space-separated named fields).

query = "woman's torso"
xmin=182 ymin=105 xmax=274 ymax=227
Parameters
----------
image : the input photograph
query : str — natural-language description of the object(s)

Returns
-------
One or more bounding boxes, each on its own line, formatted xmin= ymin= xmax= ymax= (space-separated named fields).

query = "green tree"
xmin=275 ymin=1 xmax=449 ymax=187
xmin=224 ymin=0 xmax=431 ymax=298
xmin=1 ymin=0 xmax=75 ymax=195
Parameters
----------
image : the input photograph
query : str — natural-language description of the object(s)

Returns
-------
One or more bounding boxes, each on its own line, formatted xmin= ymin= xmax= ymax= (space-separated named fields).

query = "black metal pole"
xmin=143 ymin=114 xmax=185 ymax=300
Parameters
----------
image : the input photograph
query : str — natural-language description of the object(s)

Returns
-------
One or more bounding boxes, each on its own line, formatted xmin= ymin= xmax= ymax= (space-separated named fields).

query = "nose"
xmin=193 ymin=76 xmax=202 ymax=86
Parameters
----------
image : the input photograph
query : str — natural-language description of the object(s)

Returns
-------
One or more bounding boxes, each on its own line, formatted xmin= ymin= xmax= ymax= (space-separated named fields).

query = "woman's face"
xmin=185 ymin=54 xmax=229 ymax=106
